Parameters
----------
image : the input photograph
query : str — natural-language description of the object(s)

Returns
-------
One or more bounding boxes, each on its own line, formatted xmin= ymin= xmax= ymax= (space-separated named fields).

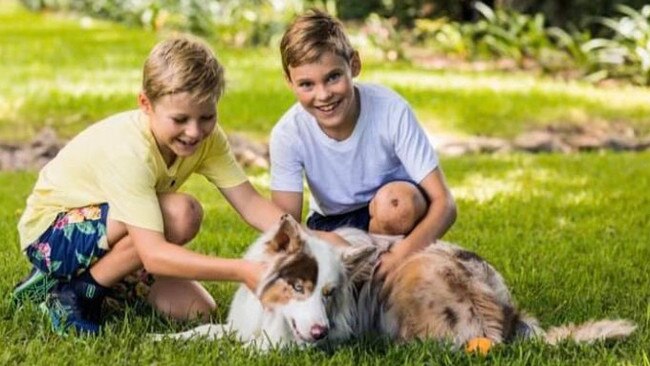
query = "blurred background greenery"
xmin=2 ymin=0 xmax=650 ymax=144
xmin=15 ymin=0 xmax=650 ymax=83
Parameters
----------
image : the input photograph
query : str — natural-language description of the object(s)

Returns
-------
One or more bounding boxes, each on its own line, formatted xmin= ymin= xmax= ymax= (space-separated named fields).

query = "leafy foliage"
xmin=16 ymin=0 xmax=650 ymax=85
xmin=589 ymin=5 xmax=650 ymax=85
xmin=471 ymin=2 xmax=554 ymax=66
xmin=359 ymin=13 xmax=406 ymax=62
xmin=18 ymin=0 xmax=305 ymax=45
xmin=414 ymin=3 xmax=563 ymax=69
xmin=412 ymin=2 xmax=650 ymax=85
xmin=414 ymin=18 xmax=476 ymax=58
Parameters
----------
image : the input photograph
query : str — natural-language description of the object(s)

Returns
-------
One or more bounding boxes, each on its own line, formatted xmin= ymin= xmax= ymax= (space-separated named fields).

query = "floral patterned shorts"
xmin=25 ymin=203 xmax=155 ymax=307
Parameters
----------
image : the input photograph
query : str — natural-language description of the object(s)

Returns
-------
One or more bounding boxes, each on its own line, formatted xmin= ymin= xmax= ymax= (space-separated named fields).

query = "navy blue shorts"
xmin=25 ymin=203 xmax=109 ymax=281
xmin=24 ymin=203 xmax=155 ymax=307
xmin=306 ymin=205 xmax=370 ymax=232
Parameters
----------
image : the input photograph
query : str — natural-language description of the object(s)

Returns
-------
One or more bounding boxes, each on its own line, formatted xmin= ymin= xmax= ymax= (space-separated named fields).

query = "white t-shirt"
xmin=270 ymin=83 xmax=438 ymax=216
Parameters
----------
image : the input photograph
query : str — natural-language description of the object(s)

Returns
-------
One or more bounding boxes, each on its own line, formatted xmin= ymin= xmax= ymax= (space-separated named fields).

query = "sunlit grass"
xmin=364 ymin=69 xmax=650 ymax=137
xmin=2 ymin=153 xmax=649 ymax=364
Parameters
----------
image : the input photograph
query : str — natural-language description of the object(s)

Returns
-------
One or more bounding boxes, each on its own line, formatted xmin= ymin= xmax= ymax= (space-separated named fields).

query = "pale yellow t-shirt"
xmin=18 ymin=110 xmax=247 ymax=250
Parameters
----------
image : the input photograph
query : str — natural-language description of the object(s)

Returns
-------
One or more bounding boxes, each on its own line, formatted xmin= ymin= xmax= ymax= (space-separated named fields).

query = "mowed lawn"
xmin=1 ymin=2 xmax=649 ymax=365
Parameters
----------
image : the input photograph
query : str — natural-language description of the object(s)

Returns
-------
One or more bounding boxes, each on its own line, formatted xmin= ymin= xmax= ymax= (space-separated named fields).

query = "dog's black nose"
xmin=310 ymin=324 xmax=329 ymax=340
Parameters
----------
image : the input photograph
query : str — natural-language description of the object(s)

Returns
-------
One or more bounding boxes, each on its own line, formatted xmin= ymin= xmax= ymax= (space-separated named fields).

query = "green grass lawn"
xmin=1 ymin=154 xmax=649 ymax=365
xmin=1 ymin=1 xmax=649 ymax=365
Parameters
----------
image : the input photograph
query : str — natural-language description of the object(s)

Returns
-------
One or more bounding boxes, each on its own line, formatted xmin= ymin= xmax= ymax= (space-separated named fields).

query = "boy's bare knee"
xmin=159 ymin=193 xmax=204 ymax=244
xmin=148 ymin=279 xmax=216 ymax=321
xmin=155 ymin=296 xmax=216 ymax=322
xmin=369 ymin=181 xmax=427 ymax=235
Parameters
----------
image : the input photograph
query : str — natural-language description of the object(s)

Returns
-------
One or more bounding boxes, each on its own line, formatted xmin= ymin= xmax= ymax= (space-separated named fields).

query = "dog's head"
xmin=253 ymin=214 xmax=341 ymax=345
xmin=252 ymin=215 xmax=378 ymax=346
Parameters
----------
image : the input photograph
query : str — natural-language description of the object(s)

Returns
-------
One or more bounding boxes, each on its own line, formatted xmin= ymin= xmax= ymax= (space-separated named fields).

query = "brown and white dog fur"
xmin=335 ymin=228 xmax=636 ymax=347
xmin=152 ymin=214 xmax=371 ymax=349
xmin=154 ymin=215 xmax=636 ymax=350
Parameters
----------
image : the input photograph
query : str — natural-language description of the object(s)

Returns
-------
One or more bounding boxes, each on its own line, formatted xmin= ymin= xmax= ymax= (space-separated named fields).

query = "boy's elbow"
xmin=140 ymin=255 xmax=157 ymax=274
xmin=139 ymin=251 xmax=164 ymax=276
xmin=448 ymin=201 xmax=458 ymax=225
xmin=444 ymin=194 xmax=458 ymax=225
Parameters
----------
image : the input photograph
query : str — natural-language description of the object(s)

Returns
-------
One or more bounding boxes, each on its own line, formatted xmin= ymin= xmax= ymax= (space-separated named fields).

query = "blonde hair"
xmin=280 ymin=9 xmax=355 ymax=79
xmin=142 ymin=36 xmax=224 ymax=105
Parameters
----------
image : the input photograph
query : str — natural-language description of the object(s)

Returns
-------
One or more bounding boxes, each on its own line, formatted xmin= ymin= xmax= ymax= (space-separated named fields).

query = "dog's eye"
xmin=292 ymin=282 xmax=304 ymax=293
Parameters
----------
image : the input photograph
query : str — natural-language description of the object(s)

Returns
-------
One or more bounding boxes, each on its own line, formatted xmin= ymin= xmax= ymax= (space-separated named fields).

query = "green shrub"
xmin=471 ymin=2 xmax=555 ymax=66
xmin=589 ymin=4 xmax=650 ymax=85
xmin=414 ymin=2 xmax=560 ymax=68
xmin=545 ymin=27 xmax=610 ymax=81
xmin=414 ymin=18 xmax=476 ymax=59
xmin=359 ymin=13 xmax=406 ymax=62
xmin=412 ymin=2 xmax=650 ymax=85
xmin=17 ymin=0 xmax=304 ymax=45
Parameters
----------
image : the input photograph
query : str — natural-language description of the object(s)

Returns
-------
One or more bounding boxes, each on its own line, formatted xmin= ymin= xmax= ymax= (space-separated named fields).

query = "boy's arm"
xmin=377 ymin=168 xmax=457 ymax=277
xmin=271 ymin=190 xmax=303 ymax=222
xmin=220 ymin=181 xmax=285 ymax=232
xmin=269 ymin=121 xmax=304 ymax=222
xmin=406 ymin=168 xmax=457 ymax=249
xmin=127 ymin=225 xmax=263 ymax=290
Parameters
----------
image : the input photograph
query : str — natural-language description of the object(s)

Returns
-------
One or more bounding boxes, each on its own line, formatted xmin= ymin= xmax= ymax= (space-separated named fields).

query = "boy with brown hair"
xmin=270 ymin=9 xmax=457 ymax=278
xmin=12 ymin=36 xmax=284 ymax=335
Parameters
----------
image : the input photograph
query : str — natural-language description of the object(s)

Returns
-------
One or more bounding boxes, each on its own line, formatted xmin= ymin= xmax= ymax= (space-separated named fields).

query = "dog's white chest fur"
xmin=152 ymin=215 xmax=340 ymax=349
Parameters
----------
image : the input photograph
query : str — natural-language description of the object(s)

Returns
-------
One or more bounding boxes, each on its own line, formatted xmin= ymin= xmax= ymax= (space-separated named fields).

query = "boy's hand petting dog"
xmin=375 ymin=241 xmax=407 ymax=282
xmin=240 ymin=259 xmax=267 ymax=292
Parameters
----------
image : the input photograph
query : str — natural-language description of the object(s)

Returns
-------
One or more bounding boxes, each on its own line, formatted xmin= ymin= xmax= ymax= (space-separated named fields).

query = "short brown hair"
xmin=280 ymin=9 xmax=355 ymax=79
xmin=142 ymin=35 xmax=224 ymax=105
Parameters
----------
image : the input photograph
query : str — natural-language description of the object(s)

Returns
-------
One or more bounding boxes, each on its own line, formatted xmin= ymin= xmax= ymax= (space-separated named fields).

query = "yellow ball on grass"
xmin=465 ymin=337 xmax=493 ymax=356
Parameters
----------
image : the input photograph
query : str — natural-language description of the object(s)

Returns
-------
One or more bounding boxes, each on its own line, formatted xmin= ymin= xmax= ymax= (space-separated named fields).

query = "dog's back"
xmin=335 ymin=230 xmax=635 ymax=348
xmin=379 ymin=244 xmax=519 ymax=345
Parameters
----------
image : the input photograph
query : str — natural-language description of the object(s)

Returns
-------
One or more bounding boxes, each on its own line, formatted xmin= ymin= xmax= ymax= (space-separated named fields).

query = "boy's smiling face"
xmin=287 ymin=51 xmax=361 ymax=141
xmin=139 ymin=91 xmax=217 ymax=166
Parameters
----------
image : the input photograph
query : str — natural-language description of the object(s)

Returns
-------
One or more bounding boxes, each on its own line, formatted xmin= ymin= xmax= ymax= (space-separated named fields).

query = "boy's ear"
xmin=350 ymin=51 xmax=361 ymax=78
xmin=137 ymin=92 xmax=153 ymax=114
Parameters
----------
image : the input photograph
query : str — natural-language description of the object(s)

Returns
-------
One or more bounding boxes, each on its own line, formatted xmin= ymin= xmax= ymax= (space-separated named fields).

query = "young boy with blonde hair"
xmin=270 ymin=10 xmax=457 ymax=277
xmin=12 ymin=36 xmax=284 ymax=335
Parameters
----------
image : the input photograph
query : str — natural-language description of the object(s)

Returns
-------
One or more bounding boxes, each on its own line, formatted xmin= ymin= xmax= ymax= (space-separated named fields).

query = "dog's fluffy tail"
xmin=542 ymin=319 xmax=636 ymax=345
xmin=517 ymin=317 xmax=636 ymax=345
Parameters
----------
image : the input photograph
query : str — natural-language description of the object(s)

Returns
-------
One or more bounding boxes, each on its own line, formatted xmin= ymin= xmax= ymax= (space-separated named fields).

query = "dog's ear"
xmin=342 ymin=245 xmax=377 ymax=283
xmin=267 ymin=214 xmax=304 ymax=254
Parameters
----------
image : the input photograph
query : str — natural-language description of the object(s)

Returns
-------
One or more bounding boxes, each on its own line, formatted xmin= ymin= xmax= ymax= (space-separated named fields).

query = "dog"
xmin=153 ymin=214 xmax=636 ymax=350
xmin=152 ymin=214 xmax=373 ymax=349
